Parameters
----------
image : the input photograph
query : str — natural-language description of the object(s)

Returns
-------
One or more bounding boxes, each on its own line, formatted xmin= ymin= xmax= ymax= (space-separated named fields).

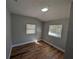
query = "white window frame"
xmin=26 ymin=24 xmax=36 ymax=34
xmin=48 ymin=24 xmax=62 ymax=38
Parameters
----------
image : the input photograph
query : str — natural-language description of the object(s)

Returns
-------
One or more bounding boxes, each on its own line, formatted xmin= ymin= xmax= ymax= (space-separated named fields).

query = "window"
xmin=26 ymin=24 xmax=36 ymax=34
xmin=48 ymin=25 xmax=62 ymax=38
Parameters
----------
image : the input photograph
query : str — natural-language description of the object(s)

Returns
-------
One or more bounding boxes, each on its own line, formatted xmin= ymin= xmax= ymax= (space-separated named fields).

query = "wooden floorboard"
xmin=10 ymin=40 xmax=64 ymax=59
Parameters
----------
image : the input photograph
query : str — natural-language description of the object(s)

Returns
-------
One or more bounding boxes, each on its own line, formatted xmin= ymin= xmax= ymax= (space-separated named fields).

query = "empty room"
xmin=6 ymin=0 xmax=73 ymax=59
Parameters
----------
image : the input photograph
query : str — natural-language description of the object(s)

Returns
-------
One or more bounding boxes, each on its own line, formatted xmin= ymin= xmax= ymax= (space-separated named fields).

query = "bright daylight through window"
xmin=48 ymin=25 xmax=62 ymax=38
xmin=26 ymin=24 xmax=36 ymax=34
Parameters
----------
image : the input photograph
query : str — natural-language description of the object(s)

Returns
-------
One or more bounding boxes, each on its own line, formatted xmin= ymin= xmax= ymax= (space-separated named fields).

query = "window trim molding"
xmin=26 ymin=24 xmax=37 ymax=35
xmin=48 ymin=24 xmax=63 ymax=38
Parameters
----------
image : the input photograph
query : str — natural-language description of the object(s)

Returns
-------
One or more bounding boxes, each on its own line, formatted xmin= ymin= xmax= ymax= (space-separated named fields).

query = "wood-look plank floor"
xmin=10 ymin=41 xmax=64 ymax=59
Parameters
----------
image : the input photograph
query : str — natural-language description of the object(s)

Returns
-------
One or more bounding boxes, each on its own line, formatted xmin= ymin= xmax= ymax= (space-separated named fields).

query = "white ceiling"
xmin=7 ymin=0 xmax=72 ymax=21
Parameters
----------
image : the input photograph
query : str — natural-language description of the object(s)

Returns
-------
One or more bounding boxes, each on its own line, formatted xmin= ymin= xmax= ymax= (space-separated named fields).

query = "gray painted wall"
xmin=11 ymin=14 xmax=42 ymax=45
xmin=43 ymin=18 xmax=69 ymax=50
xmin=6 ymin=9 xmax=12 ymax=59
xmin=65 ymin=2 xmax=73 ymax=59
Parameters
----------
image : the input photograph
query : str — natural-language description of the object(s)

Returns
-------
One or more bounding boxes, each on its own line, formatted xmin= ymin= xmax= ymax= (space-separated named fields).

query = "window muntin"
xmin=48 ymin=25 xmax=62 ymax=38
xmin=26 ymin=24 xmax=36 ymax=34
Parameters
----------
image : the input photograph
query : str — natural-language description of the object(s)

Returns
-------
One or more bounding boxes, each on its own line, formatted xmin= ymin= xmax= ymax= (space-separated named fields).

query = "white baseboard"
xmin=12 ymin=41 xmax=34 ymax=48
xmin=11 ymin=39 xmax=65 ymax=52
xmin=8 ymin=45 xmax=12 ymax=59
xmin=42 ymin=40 xmax=65 ymax=52
xmin=12 ymin=40 xmax=41 ymax=48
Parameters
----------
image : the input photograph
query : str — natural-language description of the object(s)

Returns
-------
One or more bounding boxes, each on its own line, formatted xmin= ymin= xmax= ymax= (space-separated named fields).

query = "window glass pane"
xmin=48 ymin=25 xmax=62 ymax=38
xmin=26 ymin=24 xmax=36 ymax=34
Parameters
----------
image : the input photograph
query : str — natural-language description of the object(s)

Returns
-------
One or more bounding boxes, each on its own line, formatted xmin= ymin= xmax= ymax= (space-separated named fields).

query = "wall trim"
xmin=42 ymin=40 xmax=65 ymax=52
xmin=12 ymin=41 xmax=34 ymax=48
xmin=11 ymin=39 xmax=65 ymax=53
xmin=12 ymin=39 xmax=41 ymax=48
xmin=8 ymin=45 xmax=12 ymax=59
